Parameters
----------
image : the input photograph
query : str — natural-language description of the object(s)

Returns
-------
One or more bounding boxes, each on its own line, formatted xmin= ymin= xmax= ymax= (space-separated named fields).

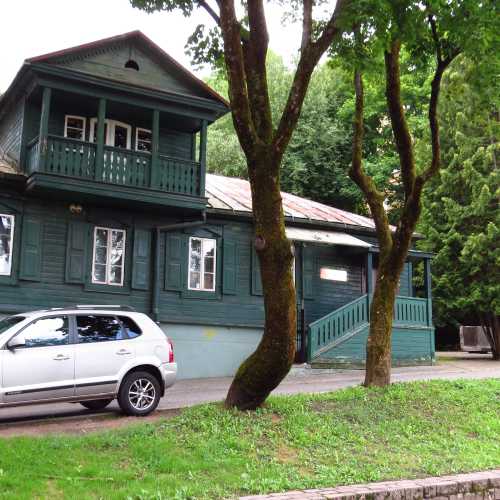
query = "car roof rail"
xmin=72 ymin=305 xmax=137 ymax=312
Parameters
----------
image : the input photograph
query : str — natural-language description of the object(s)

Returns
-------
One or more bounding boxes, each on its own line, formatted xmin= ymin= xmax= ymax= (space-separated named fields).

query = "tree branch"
xmin=243 ymin=0 xmax=273 ymax=143
xmin=219 ymin=0 xmax=257 ymax=155
xmin=301 ymin=0 xmax=313 ymax=51
xmin=273 ymin=0 xmax=351 ymax=159
xmin=349 ymin=70 xmax=393 ymax=255
xmin=385 ymin=39 xmax=416 ymax=200
xmin=197 ymin=0 xmax=221 ymax=26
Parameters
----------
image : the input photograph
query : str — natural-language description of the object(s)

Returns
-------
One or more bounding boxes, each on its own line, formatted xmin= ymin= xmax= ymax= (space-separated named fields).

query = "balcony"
xmin=22 ymin=85 xmax=210 ymax=211
xmin=26 ymin=135 xmax=206 ymax=210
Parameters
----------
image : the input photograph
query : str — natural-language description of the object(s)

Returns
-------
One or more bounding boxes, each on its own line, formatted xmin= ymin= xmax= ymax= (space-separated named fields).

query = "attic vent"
xmin=125 ymin=59 xmax=140 ymax=71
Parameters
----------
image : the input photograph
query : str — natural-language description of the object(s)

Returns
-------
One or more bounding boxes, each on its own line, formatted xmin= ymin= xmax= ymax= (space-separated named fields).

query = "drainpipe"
xmin=150 ymin=212 xmax=207 ymax=322
xmin=300 ymin=242 xmax=307 ymax=363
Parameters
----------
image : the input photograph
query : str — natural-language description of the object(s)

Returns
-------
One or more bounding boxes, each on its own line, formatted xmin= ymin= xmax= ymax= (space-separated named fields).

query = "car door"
xmin=1 ymin=315 xmax=75 ymax=404
xmin=74 ymin=314 xmax=136 ymax=397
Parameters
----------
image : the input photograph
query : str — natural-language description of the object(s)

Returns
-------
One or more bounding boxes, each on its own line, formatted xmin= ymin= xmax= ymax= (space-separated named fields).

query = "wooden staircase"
xmin=307 ymin=294 xmax=431 ymax=365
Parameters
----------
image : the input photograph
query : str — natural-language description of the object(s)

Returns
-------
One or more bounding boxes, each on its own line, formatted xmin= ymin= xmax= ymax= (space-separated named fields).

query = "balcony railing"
xmin=26 ymin=135 xmax=202 ymax=197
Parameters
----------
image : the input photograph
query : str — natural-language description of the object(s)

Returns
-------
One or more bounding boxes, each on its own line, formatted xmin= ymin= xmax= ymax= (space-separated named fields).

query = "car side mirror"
xmin=7 ymin=334 xmax=26 ymax=350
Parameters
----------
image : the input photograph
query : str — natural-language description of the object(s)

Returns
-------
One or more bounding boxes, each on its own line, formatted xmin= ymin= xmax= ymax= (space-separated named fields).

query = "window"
xmin=92 ymin=227 xmax=126 ymax=286
xmin=19 ymin=316 xmax=69 ymax=348
xmin=64 ymin=115 xmax=86 ymax=141
xmin=119 ymin=316 xmax=142 ymax=338
xmin=76 ymin=315 xmax=125 ymax=343
xmin=0 ymin=214 xmax=14 ymax=276
xmin=125 ymin=59 xmax=140 ymax=71
xmin=188 ymin=237 xmax=216 ymax=291
xmin=0 ymin=316 xmax=25 ymax=335
xmin=136 ymin=128 xmax=152 ymax=153
xmin=320 ymin=268 xmax=348 ymax=282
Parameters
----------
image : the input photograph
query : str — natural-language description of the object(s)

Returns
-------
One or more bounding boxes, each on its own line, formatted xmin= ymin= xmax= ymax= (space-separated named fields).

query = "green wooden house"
xmin=0 ymin=31 xmax=434 ymax=379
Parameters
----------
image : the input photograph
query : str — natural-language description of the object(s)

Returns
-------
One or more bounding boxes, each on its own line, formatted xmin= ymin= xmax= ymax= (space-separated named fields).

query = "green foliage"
xmin=418 ymin=55 xmax=500 ymax=327
xmin=0 ymin=380 xmax=499 ymax=499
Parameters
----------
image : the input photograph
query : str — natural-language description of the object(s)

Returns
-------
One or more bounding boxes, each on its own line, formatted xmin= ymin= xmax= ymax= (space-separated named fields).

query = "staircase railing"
xmin=307 ymin=294 xmax=369 ymax=360
xmin=307 ymin=294 xmax=431 ymax=361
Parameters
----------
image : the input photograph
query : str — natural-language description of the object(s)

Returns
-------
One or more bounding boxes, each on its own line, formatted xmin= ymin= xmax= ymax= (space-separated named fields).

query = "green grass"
xmin=0 ymin=379 xmax=499 ymax=499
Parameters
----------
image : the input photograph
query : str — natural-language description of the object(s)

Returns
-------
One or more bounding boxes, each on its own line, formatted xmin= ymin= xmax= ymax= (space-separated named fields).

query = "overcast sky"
xmin=0 ymin=0 xmax=303 ymax=93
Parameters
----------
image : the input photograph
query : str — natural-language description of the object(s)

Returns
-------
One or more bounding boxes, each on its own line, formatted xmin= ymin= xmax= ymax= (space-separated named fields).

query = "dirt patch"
xmin=276 ymin=444 xmax=299 ymax=465
xmin=0 ymin=408 xmax=182 ymax=438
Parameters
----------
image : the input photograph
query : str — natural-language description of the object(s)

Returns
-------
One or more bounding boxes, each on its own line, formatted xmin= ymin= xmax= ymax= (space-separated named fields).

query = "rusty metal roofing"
xmin=206 ymin=173 xmax=377 ymax=230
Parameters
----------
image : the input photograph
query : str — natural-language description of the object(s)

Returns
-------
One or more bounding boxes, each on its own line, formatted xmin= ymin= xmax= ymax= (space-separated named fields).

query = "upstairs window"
xmin=64 ymin=115 xmax=86 ymax=141
xmin=0 ymin=214 xmax=14 ymax=276
xmin=188 ymin=237 xmax=216 ymax=291
xmin=136 ymin=128 xmax=152 ymax=153
xmin=92 ymin=227 xmax=126 ymax=286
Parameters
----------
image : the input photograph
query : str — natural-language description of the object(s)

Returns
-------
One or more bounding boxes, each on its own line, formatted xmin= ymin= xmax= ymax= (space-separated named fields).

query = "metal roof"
xmin=206 ymin=174 xmax=377 ymax=231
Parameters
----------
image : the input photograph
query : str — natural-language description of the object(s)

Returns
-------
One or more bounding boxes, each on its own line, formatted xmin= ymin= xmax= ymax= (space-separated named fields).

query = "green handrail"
xmin=308 ymin=294 xmax=369 ymax=360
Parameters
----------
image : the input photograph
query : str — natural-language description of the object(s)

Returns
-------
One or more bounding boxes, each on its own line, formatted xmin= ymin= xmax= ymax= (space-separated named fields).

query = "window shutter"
xmin=65 ymin=221 xmax=89 ymax=284
xmin=165 ymin=233 xmax=185 ymax=291
xmin=19 ymin=217 xmax=42 ymax=281
xmin=132 ymin=228 xmax=151 ymax=290
xmin=303 ymin=245 xmax=314 ymax=299
xmin=251 ymin=246 xmax=263 ymax=296
xmin=223 ymin=239 xmax=237 ymax=295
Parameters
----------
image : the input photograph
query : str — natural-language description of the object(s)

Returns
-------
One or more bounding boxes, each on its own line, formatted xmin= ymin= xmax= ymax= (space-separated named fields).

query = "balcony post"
xmin=95 ymin=98 xmax=106 ymax=181
xmin=199 ymin=119 xmax=207 ymax=197
xmin=38 ymin=87 xmax=52 ymax=172
xmin=150 ymin=109 xmax=160 ymax=188
xmin=366 ymin=250 xmax=374 ymax=320
xmin=424 ymin=257 xmax=433 ymax=326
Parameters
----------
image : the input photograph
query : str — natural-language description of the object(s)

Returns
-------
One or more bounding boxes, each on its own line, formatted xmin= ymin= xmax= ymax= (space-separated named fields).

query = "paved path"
xmin=0 ymin=353 xmax=498 ymax=435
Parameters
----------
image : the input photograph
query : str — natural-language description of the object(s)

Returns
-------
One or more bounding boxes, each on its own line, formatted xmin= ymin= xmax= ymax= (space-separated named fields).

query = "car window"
xmin=19 ymin=316 xmax=69 ymax=347
xmin=118 ymin=316 xmax=142 ymax=338
xmin=0 ymin=316 xmax=25 ymax=335
xmin=76 ymin=315 xmax=125 ymax=343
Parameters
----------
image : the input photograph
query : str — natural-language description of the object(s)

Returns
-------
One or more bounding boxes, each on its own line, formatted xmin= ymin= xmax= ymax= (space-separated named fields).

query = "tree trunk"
xmin=483 ymin=314 xmax=500 ymax=361
xmin=364 ymin=264 xmax=400 ymax=387
xmin=225 ymin=153 xmax=296 ymax=410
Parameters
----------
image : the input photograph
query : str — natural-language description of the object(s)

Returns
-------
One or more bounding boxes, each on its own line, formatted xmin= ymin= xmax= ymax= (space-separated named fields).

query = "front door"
xmin=74 ymin=314 xmax=136 ymax=397
xmin=1 ymin=315 xmax=74 ymax=404
xmin=90 ymin=119 xmax=132 ymax=149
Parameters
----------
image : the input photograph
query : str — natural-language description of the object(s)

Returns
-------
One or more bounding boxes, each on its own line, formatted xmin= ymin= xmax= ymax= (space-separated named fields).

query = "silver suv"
xmin=0 ymin=306 xmax=177 ymax=416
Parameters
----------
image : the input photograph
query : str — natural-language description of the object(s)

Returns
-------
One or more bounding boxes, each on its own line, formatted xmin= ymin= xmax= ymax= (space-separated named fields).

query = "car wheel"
xmin=118 ymin=371 xmax=160 ymax=416
xmin=80 ymin=399 xmax=113 ymax=411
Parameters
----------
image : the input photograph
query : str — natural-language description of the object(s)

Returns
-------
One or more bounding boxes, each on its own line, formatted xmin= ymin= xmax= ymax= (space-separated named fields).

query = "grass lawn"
xmin=0 ymin=379 xmax=499 ymax=499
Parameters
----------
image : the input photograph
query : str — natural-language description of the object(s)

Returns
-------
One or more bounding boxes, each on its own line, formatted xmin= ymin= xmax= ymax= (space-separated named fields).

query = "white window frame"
xmin=89 ymin=118 xmax=132 ymax=149
xmin=188 ymin=237 xmax=216 ymax=292
xmin=0 ymin=214 xmax=14 ymax=276
xmin=135 ymin=127 xmax=152 ymax=153
xmin=91 ymin=226 xmax=126 ymax=286
xmin=64 ymin=115 xmax=86 ymax=141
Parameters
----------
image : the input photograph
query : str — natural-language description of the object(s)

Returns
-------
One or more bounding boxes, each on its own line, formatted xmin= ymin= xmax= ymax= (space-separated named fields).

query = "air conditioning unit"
xmin=459 ymin=326 xmax=491 ymax=353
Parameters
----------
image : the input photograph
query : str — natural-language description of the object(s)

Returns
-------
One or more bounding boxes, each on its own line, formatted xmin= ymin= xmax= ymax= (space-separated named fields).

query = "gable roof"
xmin=25 ymin=31 xmax=228 ymax=108
xmin=206 ymin=174 xmax=377 ymax=231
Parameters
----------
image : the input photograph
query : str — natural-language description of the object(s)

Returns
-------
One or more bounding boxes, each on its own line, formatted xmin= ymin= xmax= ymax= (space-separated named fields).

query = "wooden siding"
xmin=0 ymin=98 xmax=24 ymax=167
xmin=306 ymin=245 xmax=365 ymax=324
xmin=0 ymin=192 xmax=369 ymax=329
xmin=49 ymin=41 xmax=205 ymax=99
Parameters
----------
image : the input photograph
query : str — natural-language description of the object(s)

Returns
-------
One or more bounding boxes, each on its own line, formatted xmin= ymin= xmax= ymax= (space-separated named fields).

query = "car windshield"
xmin=0 ymin=316 xmax=25 ymax=335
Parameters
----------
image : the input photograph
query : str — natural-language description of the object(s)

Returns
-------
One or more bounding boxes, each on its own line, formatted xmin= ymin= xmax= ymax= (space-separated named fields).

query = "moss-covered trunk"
xmin=364 ymin=261 xmax=401 ymax=386
xmin=225 ymin=153 xmax=296 ymax=410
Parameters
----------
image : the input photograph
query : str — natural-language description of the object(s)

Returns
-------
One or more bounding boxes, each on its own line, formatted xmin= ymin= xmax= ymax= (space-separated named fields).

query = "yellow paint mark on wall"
xmin=203 ymin=329 xmax=218 ymax=340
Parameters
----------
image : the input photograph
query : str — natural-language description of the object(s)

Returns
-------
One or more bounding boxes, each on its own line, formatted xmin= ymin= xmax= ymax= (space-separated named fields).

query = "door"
xmin=1 ymin=315 xmax=74 ymax=404
xmin=90 ymin=119 xmax=131 ymax=148
xmin=74 ymin=314 xmax=136 ymax=397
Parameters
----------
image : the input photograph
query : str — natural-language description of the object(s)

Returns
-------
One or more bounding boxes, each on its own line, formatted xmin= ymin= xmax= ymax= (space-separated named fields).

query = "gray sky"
xmin=0 ymin=0 xmax=303 ymax=93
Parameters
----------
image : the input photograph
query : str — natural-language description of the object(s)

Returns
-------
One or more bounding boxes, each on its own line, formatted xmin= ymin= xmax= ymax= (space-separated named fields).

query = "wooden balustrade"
xmin=25 ymin=135 xmax=201 ymax=197
xmin=307 ymin=294 xmax=430 ymax=361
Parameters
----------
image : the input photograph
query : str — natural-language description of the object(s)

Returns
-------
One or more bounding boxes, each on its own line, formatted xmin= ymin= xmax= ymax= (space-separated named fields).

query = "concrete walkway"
xmin=0 ymin=352 xmax=498 ymax=432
